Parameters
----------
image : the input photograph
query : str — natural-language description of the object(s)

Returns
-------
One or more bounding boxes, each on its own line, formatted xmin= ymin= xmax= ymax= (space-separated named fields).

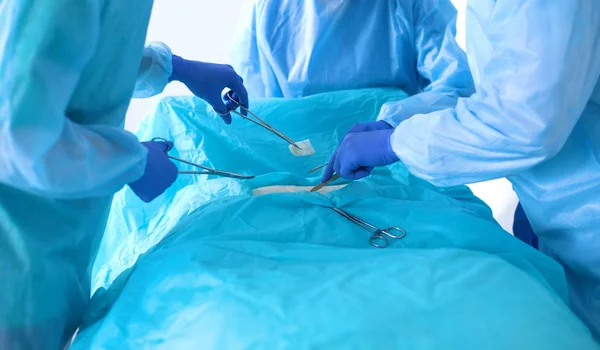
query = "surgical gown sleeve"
xmin=0 ymin=1 xmax=148 ymax=199
xmin=377 ymin=0 xmax=474 ymax=127
xmin=389 ymin=0 xmax=600 ymax=187
xmin=230 ymin=1 xmax=267 ymax=98
xmin=133 ymin=41 xmax=174 ymax=98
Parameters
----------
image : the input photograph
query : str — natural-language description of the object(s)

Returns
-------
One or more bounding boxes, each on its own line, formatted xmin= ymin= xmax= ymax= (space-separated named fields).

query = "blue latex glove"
xmin=322 ymin=129 xmax=399 ymax=182
xmin=223 ymin=91 xmax=248 ymax=115
xmin=128 ymin=141 xmax=178 ymax=203
xmin=170 ymin=55 xmax=249 ymax=124
xmin=346 ymin=120 xmax=393 ymax=133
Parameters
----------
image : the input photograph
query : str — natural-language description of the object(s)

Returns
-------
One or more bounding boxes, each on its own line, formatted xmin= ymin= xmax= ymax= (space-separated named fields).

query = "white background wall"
xmin=127 ymin=0 xmax=519 ymax=233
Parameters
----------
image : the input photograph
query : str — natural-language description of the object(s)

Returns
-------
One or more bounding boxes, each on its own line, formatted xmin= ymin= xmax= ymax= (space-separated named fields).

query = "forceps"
xmin=310 ymin=174 xmax=341 ymax=192
xmin=308 ymin=162 xmax=340 ymax=192
xmin=307 ymin=162 xmax=329 ymax=174
xmin=151 ymin=137 xmax=255 ymax=179
xmin=221 ymin=91 xmax=301 ymax=149
xmin=329 ymin=207 xmax=406 ymax=248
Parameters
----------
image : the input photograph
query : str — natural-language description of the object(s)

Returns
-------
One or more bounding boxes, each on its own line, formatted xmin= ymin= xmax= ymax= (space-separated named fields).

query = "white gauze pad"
xmin=289 ymin=139 xmax=315 ymax=156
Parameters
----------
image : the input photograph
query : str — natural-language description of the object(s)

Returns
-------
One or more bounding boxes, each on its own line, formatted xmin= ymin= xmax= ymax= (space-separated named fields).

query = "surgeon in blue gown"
xmin=232 ymin=0 xmax=475 ymax=114
xmin=323 ymin=0 xmax=600 ymax=339
xmin=232 ymin=1 xmax=541 ymax=248
xmin=0 ymin=1 xmax=247 ymax=348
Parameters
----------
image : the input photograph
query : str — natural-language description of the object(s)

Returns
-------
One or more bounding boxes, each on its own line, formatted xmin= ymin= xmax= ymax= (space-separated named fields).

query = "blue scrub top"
xmin=232 ymin=0 xmax=474 ymax=111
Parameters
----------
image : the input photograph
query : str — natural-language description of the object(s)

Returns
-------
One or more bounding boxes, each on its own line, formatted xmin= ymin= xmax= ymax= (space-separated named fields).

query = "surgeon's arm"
xmin=133 ymin=41 xmax=173 ymax=98
xmin=388 ymin=0 xmax=600 ymax=187
xmin=378 ymin=0 xmax=474 ymax=127
xmin=0 ymin=1 xmax=147 ymax=198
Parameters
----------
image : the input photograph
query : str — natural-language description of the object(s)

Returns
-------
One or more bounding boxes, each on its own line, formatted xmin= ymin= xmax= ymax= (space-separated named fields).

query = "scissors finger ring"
xmin=369 ymin=233 xmax=390 ymax=248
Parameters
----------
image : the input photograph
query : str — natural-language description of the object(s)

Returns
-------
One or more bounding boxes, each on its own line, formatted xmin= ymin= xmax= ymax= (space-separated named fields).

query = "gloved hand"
xmin=223 ymin=91 xmax=247 ymax=115
xmin=170 ymin=55 xmax=249 ymax=124
xmin=346 ymin=120 xmax=393 ymax=133
xmin=322 ymin=129 xmax=399 ymax=182
xmin=128 ymin=141 xmax=178 ymax=203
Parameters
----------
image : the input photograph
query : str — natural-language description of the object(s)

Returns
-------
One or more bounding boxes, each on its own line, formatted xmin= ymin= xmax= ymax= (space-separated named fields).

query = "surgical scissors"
xmin=221 ymin=90 xmax=301 ymax=149
xmin=329 ymin=207 xmax=406 ymax=248
xmin=151 ymin=137 xmax=255 ymax=179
